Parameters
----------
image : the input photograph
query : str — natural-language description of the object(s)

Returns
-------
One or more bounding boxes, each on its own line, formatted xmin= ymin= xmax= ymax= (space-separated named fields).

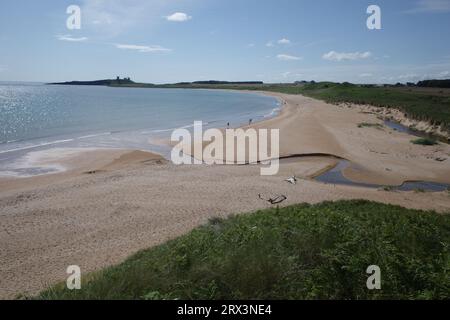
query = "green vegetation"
xmin=358 ymin=122 xmax=384 ymax=129
xmin=38 ymin=200 xmax=450 ymax=300
xmin=418 ymin=79 xmax=450 ymax=88
xmin=297 ymin=83 xmax=450 ymax=132
xmin=411 ymin=138 xmax=438 ymax=146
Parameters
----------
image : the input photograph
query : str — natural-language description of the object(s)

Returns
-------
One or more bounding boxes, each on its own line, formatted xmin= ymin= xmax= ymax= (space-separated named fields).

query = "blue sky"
xmin=1 ymin=0 xmax=450 ymax=84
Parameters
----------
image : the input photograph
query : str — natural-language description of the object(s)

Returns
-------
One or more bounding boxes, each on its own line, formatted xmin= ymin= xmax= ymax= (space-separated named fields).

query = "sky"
xmin=0 ymin=0 xmax=450 ymax=84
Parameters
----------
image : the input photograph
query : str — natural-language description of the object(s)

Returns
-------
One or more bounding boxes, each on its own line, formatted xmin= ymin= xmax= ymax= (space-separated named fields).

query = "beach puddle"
xmin=315 ymin=160 xmax=378 ymax=189
xmin=384 ymin=120 xmax=448 ymax=143
xmin=383 ymin=120 xmax=420 ymax=136
xmin=397 ymin=181 xmax=450 ymax=192
xmin=315 ymin=160 xmax=450 ymax=192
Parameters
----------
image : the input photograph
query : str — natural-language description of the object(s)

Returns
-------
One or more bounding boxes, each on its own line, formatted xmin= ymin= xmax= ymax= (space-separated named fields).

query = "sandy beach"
xmin=1 ymin=91 xmax=449 ymax=299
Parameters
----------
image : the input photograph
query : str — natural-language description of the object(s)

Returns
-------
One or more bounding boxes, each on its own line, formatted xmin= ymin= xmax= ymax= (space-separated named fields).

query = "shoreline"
xmin=1 ymin=90 xmax=450 ymax=299
xmin=2 ymin=89 xmax=450 ymax=190
xmin=0 ymin=148 xmax=167 ymax=193
xmin=0 ymin=89 xmax=281 ymax=182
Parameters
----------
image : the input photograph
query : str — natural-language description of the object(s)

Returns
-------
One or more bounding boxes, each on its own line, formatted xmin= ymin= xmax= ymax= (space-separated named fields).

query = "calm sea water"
xmin=0 ymin=83 xmax=279 ymax=177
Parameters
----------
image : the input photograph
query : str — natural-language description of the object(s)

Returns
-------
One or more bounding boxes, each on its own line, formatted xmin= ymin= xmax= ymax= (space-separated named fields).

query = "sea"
xmin=0 ymin=82 xmax=280 ymax=178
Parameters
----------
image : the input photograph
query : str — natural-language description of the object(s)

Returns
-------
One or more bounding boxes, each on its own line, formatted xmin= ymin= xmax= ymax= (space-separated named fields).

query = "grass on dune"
xmin=411 ymin=138 xmax=438 ymax=146
xmin=38 ymin=200 xmax=450 ymax=300
xmin=358 ymin=122 xmax=384 ymax=129
xmin=299 ymin=83 xmax=450 ymax=132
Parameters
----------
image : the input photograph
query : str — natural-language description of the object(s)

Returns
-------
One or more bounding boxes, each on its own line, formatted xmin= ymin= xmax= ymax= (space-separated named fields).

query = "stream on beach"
xmin=314 ymin=119 xmax=449 ymax=192
xmin=315 ymin=159 xmax=450 ymax=192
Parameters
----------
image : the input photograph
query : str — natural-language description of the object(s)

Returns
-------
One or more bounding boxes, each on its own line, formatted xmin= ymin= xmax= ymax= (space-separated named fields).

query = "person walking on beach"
xmin=227 ymin=122 xmax=230 ymax=128
xmin=249 ymin=119 xmax=253 ymax=125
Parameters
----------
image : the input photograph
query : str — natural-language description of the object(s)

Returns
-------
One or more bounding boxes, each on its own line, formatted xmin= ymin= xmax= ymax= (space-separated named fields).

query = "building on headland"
xmin=115 ymin=76 xmax=132 ymax=83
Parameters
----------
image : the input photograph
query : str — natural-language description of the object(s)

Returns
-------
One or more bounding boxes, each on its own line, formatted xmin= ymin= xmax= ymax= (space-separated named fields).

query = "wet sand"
xmin=1 ymin=91 xmax=450 ymax=299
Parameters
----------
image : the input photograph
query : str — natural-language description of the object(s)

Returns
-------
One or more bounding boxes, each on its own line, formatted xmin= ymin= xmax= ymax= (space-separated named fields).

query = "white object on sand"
xmin=285 ymin=176 xmax=298 ymax=185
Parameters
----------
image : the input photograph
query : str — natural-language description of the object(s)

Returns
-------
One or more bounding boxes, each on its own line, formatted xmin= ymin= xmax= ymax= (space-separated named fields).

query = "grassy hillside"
xmin=38 ymin=200 xmax=450 ymax=300
xmin=298 ymin=83 xmax=450 ymax=131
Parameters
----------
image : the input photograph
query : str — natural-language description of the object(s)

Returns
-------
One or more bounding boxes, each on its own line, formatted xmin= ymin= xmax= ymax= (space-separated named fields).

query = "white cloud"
xmin=267 ymin=39 xmax=292 ymax=47
xmin=278 ymin=38 xmax=291 ymax=45
xmin=322 ymin=51 xmax=372 ymax=61
xmin=438 ymin=70 xmax=450 ymax=78
xmin=359 ymin=73 xmax=373 ymax=77
xmin=115 ymin=44 xmax=172 ymax=53
xmin=262 ymin=60 xmax=450 ymax=84
xmin=57 ymin=35 xmax=88 ymax=42
xmin=406 ymin=0 xmax=450 ymax=13
xmin=395 ymin=70 xmax=449 ymax=81
xmin=277 ymin=54 xmax=302 ymax=61
xmin=247 ymin=43 xmax=255 ymax=48
xmin=281 ymin=71 xmax=304 ymax=78
xmin=166 ymin=12 xmax=192 ymax=22
xmin=397 ymin=74 xmax=421 ymax=81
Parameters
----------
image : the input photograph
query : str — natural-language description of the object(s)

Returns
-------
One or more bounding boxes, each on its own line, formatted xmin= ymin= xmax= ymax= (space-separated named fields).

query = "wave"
xmin=142 ymin=128 xmax=177 ymax=134
xmin=5 ymin=139 xmax=21 ymax=144
xmin=142 ymin=122 xmax=213 ymax=135
xmin=0 ymin=132 xmax=115 ymax=154
xmin=264 ymin=107 xmax=281 ymax=118
xmin=0 ymin=139 xmax=75 ymax=154
xmin=78 ymin=132 xmax=112 ymax=139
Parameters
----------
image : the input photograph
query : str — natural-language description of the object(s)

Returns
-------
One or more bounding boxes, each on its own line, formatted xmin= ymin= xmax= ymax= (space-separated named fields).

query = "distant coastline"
xmin=49 ymin=77 xmax=264 ymax=88
xmin=47 ymin=77 xmax=450 ymax=139
xmin=48 ymin=77 xmax=152 ymax=88
xmin=48 ymin=77 xmax=450 ymax=89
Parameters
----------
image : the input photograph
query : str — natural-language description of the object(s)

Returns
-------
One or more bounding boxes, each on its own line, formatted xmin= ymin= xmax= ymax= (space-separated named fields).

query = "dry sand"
xmin=1 ymin=91 xmax=449 ymax=299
